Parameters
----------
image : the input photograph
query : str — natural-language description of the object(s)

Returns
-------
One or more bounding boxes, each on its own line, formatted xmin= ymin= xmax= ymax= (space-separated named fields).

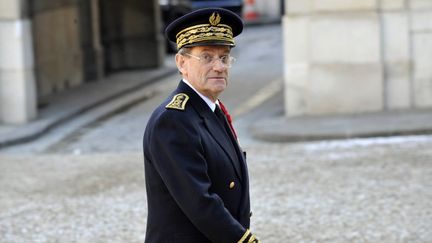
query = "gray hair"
xmin=176 ymin=47 xmax=192 ymax=75
xmin=177 ymin=47 xmax=192 ymax=55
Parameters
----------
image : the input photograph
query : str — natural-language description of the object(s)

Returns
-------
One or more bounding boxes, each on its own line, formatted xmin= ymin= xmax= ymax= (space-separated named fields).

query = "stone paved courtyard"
xmin=1 ymin=135 xmax=431 ymax=242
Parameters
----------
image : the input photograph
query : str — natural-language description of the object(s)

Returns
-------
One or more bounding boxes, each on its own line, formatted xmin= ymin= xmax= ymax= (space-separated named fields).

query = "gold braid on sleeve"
xmin=237 ymin=229 xmax=260 ymax=243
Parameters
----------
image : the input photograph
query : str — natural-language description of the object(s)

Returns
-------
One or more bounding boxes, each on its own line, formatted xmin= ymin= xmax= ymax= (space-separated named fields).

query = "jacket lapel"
xmin=203 ymin=117 xmax=243 ymax=181
xmin=175 ymin=81 xmax=244 ymax=181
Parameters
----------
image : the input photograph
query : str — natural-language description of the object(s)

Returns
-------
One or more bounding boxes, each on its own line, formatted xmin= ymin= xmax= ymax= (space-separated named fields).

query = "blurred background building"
xmin=1 ymin=0 xmax=431 ymax=125
xmin=0 ymin=0 xmax=164 ymax=124
xmin=283 ymin=0 xmax=432 ymax=116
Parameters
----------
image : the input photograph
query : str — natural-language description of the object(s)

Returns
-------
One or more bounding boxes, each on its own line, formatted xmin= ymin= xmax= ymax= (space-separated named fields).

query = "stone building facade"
xmin=0 ymin=0 xmax=163 ymax=124
xmin=283 ymin=0 xmax=432 ymax=116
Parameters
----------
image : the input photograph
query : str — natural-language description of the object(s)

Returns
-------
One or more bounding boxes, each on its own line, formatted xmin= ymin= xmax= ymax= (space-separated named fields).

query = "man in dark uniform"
xmin=143 ymin=8 xmax=259 ymax=243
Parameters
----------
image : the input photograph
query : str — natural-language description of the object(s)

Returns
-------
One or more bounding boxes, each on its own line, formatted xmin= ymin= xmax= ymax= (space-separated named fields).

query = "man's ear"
xmin=175 ymin=54 xmax=187 ymax=75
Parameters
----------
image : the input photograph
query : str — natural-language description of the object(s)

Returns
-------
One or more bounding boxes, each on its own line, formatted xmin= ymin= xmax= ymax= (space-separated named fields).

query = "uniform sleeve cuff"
xmin=237 ymin=229 xmax=250 ymax=243
xmin=237 ymin=229 xmax=260 ymax=243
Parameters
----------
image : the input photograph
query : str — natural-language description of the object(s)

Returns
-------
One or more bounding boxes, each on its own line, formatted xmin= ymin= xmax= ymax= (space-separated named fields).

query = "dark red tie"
xmin=218 ymin=100 xmax=237 ymax=139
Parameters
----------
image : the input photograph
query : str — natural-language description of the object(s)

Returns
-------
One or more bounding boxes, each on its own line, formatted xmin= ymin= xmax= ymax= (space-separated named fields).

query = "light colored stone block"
xmin=307 ymin=64 xmax=383 ymax=114
xmin=283 ymin=0 xmax=432 ymax=116
xmin=0 ymin=0 xmax=21 ymax=19
xmin=287 ymin=0 xmax=380 ymax=14
xmin=413 ymin=33 xmax=432 ymax=80
xmin=385 ymin=63 xmax=411 ymax=109
xmin=283 ymin=16 xmax=309 ymax=64
xmin=0 ymin=18 xmax=36 ymax=124
xmin=283 ymin=16 xmax=310 ymax=116
xmin=284 ymin=62 xmax=311 ymax=116
xmin=413 ymin=33 xmax=432 ymax=107
xmin=411 ymin=11 xmax=432 ymax=32
xmin=286 ymin=0 xmax=312 ymax=15
xmin=380 ymin=12 xmax=411 ymax=109
xmin=409 ymin=0 xmax=432 ymax=10
xmin=312 ymin=0 xmax=377 ymax=12
xmin=381 ymin=12 xmax=410 ymax=61
xmin=380 ymin=0 xmax=405 ymax=10
xmin=0 ymin=19 xmax=34 ymax=69
xmin=0 ymin=69 xmax=36 ymax=124
xmin=310 ymin=13 xmax=381 ymax=63
xmin=413 ymin=78 xmax=432 ymax=108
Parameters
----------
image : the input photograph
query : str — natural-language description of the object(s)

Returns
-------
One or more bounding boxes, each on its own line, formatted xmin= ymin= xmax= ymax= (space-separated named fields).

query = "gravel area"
xmin=249 ymin=136 xmax=432 ymax=242
xmin=0 ymin=153 xmax=146 ymax=243
xmin=1 ymin=135 xmax=431 ymax=242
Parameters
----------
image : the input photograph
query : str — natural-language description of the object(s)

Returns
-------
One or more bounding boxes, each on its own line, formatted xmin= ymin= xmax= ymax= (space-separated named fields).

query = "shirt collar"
xmin=182 ymin=79 xmax=217 ymax=112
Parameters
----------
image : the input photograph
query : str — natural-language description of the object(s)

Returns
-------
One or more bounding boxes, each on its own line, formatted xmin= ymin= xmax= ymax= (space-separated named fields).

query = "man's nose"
xmin=212 ymin=58 xmax=227 ymax=71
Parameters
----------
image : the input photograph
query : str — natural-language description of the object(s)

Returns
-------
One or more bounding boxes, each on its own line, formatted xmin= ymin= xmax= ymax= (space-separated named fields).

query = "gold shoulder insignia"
xmin=165 ymin=93 xmax=189 ymax=110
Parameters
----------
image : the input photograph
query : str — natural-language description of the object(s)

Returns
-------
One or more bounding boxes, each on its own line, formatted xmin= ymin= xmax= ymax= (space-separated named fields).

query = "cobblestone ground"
xmin=1 ymin=135 xmax=431 ymax=242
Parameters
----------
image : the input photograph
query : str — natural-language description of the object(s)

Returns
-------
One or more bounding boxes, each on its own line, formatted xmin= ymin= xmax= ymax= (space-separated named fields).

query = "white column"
xmin=380 ymin=3 xmax=411 ymax=109
xmin=410 ymin=1 xmax=432 ymax=108
xmin=283 ymin=0 xmax=432 ymax=116
xmin=0 ymin=0 xmax=37 ymax=124
xmin=283 ymin=0 xmax=384 ymax=116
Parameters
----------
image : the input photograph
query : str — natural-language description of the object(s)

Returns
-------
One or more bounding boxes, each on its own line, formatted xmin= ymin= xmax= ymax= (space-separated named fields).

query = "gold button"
xmin=229 ymin=181 xmax=235 ymax=189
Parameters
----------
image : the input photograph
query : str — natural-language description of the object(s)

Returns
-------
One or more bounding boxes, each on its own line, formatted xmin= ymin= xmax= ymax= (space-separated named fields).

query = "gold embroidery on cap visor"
xmin=175 ymin=24 xmax=234 ymax=50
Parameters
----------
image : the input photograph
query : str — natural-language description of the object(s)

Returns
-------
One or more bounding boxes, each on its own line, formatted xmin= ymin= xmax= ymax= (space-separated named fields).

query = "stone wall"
xmin=32 ymin=0 xmax=84 ymax=99
xmin=32 ymin=0 xmax=164 ymax=97
xmin=283 ymin=0 xmax=432 ymax=116
xmin=410 ymin=1 xmax=432 ymax=107
xmin=0 ymin=0 xmax=164 ymax=124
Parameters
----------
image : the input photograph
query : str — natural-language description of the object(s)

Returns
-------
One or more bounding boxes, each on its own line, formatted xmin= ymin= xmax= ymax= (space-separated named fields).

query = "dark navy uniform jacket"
xmin=143 ymin=81 xmax=251 ymax=243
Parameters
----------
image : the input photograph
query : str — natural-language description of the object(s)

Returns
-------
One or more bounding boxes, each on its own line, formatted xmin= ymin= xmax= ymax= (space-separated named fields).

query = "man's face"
xmin=177 ymin=45 xmax=231 ymax=101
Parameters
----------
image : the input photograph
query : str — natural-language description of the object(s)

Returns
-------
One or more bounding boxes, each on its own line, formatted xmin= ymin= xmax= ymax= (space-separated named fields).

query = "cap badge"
xmin=209 ymin=12 xmax=221 ymax=26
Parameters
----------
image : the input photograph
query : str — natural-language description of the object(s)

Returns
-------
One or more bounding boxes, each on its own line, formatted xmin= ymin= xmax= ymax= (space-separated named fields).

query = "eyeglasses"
xmin=184 ymin=53 xmax=236 ymax=68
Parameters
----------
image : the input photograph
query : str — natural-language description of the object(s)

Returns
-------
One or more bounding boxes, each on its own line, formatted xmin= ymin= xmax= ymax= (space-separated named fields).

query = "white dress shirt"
xmin=182 ymin=79 xmax=219 ymax=112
